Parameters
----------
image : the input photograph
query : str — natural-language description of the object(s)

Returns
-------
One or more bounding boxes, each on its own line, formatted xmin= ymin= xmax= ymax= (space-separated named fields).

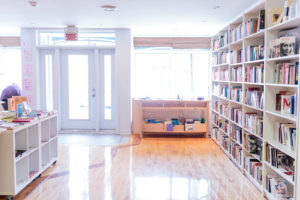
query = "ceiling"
xmin=0 ymin=0 xmax=259 ymax=37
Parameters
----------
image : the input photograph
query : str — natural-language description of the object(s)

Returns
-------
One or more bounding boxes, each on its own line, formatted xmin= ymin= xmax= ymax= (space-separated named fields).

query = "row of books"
xmin=213 ymin=70 xmax=218 ymax=81
xmin=244 ymin=18 xmax=258 ymax=37
xmin=212 ymin=51 xmax=230 ymax=65
xmin=212 ymin=113 xmax=219 ymax=125
xmin=244 ymin=64 xmax=264 ymax=84
xmin=231 ymin=67 xmax=243 ymax=82
xmin=230 ymin=23 xmax=243 ymax=43
xmin=220 ymin=69 xmax=229 ymax=81
xmin=231 ymin=107 xmax=242 ymax=126
xmin=273 ymin=62 xmax=299 ymax=85
xmin=245 ymin=88 xmax=264 ymax=109
xmin=244 ymin=155 xmax=262 ymax=185
xmin=213 ymin=83 xmax=219 ymax=96
xmin=212 ymin=127 xmax=219 ymax=141
xmin=229 ymin=141 xmax=242 ymax=165
xmin=244 ymin=9 xmax=265 ymax=36
xmin=244 ymin=135 xmax=263 ymax=160
xmin=230 ymin=49 xmax=243 ymax=64
xmin=266 ymin=173 xmax=291 ymax=199
xmin=230 ymin=125 xmax=242 ymax=144
xmin=221 ymin=85 xmax=229 ymax=99
xmin=219 ymin=103 xmax=229 ymax=118
xmin=219 ymin=118 xmax=229 ymax=134
xmin=275 ymin=122 xmax=296 ymax=151
xmin=213 ymin=100 xmax=218 ymax=112
xmin=245 ymin=113 xmax=263 ymax=138
xmin=230 ymin=86 xmax=242 ymax=103
xmin=212 ymin=32 xmax=229 ymax=51
xmin=266 ymin=144 xmax=294 ymax=181
xmin=221 ymin=134 xmax=230 ymax=150
xmin=244 ymin=44 xmax=264 ymax=62
xmin=275 ymin=91 xmax=298 ymax=116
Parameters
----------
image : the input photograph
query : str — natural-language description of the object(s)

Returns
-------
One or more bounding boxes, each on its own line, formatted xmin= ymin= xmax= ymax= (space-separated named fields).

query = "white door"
xmin=60 ymin=50 xmax=96 ymax=130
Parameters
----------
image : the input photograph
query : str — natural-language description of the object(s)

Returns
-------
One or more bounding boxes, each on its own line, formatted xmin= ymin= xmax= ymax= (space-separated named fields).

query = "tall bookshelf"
xmin=210 ymin=0 xmax=300 ymax=199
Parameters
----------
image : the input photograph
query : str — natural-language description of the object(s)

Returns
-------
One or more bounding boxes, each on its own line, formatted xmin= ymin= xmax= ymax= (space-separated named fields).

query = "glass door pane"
xmin=68 ymin=55 xmax=89 ymax=120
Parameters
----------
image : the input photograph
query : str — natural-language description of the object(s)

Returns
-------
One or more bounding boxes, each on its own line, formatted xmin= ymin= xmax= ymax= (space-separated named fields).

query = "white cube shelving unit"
xmin=0 ymin=113 xmax=58 ymax=198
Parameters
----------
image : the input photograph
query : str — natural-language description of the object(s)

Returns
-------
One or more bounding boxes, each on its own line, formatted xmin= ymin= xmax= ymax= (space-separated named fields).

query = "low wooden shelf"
xmin=132 ymin=99 xmax=209 ymax=137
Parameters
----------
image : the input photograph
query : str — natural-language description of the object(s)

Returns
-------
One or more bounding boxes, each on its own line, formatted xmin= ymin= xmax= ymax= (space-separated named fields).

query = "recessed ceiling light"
xmin=213 ymin=5 xmax=220 ymax=9
xmin=31 ymin=23 xmax=36 ymax=27
xmin=101 ymin=5 xmax=117 ymax=11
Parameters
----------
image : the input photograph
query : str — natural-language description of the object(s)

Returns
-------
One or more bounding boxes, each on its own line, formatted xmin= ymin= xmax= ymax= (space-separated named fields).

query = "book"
xmin=279 ymin=27 xmax=300 ymax=54
xmin=283 ymin=0 xmax=290 ymax=22
xmin=280 ymin=36 xmax=296 ymax=56
xmin=257 ymin=9 xmax=265 ymax=31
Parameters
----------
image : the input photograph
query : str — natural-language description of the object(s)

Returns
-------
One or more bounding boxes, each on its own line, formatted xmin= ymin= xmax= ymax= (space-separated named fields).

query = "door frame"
xmin=38 ymin=46 xmax=117 ymax=132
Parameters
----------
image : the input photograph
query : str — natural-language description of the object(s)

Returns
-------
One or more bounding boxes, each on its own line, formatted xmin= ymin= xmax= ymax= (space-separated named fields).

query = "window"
xmin=133 ymin=48 xmax=210 ymax=99
xmin=45 ymin=54 xmax=53 ymax=111
xmin=0 ymin=47 xmax=22 ymax=94
xmin=37 ymin=30 xmax=115 ymax=46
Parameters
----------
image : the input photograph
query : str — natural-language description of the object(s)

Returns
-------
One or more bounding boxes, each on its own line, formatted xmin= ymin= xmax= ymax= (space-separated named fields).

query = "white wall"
xmin=20 ymin=28 xmax=39 ymax=110
xmin=115 ymin=29 xmax=132 ymax=135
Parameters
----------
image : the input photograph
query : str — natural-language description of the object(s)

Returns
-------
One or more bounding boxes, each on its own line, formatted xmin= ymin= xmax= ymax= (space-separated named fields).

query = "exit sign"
xmin=64 ymin=26 xmax=78 ymax=41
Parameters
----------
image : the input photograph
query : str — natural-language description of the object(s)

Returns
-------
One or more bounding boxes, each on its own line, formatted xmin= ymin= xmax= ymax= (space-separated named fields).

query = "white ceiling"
xmin=0 ymin=0 xmax=259 ymax=36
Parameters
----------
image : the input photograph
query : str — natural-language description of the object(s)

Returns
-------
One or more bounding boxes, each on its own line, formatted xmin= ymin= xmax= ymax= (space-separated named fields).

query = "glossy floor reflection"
xmin=6 ymin=136 xmax=264 ymax=200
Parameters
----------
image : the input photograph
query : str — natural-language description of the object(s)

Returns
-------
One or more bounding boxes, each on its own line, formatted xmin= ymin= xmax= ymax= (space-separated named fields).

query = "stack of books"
xmin=245 ymin=64 xmax=264 ymax=83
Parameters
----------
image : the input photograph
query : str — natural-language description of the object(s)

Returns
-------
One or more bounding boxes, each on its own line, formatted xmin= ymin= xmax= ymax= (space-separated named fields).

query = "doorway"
xmin=39 ymin=48 xmax=116 ymax=131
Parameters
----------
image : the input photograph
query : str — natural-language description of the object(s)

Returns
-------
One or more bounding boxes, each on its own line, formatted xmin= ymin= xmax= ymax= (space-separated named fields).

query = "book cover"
xmin=279 ymin=27 xmax=300 ymax=54
xmin=280 ymin=36 xmax=296 ymax=57
xmin=258 ymin=9 xmax=265 ymax=31
xmin=281 ymin=95 xmax=291 ymax=114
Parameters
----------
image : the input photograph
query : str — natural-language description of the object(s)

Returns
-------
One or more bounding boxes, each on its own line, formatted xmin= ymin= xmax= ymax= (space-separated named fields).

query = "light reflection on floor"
xmin=8 ymin=136 xmax=264 ymax=200
xmin=135 ymin=176 xmax=209 ymax=200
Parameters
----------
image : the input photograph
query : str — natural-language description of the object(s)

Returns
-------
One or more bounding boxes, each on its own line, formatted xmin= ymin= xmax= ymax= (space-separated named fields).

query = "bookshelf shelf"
xmin=211 ymin=0 xmax=300 ymax=199
xmin=230 ymin=155 xmax=243 ymax=171
xmin=265 ymin=110 xmax=297 ymax=122
xmin=230 ymin=120 xmax=242 ymax=128
xmin=230 ymin=81 xmax=243 ymax=84
xmin=229 ymin=99 xmax=242 ymax=105
xmin=244 ymin=30 xmax=265 ymax=40
xmin=244 ymin=128 xmax=264 ymax=141
xmin=244 ymin=171 xmax=263 ymax=192
xmin=230 ymin=63 xmax=243 ymax=67
xmin=264 ymin=161 xmax=294 ymax=185
xmin=244 ymin=59 xmax=265 ymax=65
xmin=267 ymin=140 xmax=296 ymax=159
xmin=230 ymin=38 xmax=243 ymax=46
xmin=243 ymin=104 xmax=264 ymax=112
xmin=265 ymin=83 xmax=298 ymax=88
xmin=212 ymin=45 xmax=230 ymax=53
xmin=267 ymin=55 xmax=300 ymax=62
xmin=267 ymin=16 xmax=300 ymax=31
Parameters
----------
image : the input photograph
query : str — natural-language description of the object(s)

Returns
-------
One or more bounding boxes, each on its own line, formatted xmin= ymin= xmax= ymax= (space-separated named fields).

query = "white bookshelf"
xmin=0 ymin=113 xmax=58 ymax=198
xmin=210 ymin=0 xmax=300 ymax=199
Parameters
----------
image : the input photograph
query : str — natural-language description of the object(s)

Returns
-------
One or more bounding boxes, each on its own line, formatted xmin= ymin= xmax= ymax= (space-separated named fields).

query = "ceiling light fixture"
xmin=101 ymin=5 xmax=117 ymax=11
xmin=28 ymin=0 xmax=38 ymax=7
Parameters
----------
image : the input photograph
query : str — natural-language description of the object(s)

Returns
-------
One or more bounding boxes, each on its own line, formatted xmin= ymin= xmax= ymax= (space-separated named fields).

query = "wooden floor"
xmin=2 ymin=136 xmax=264 ymax=200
